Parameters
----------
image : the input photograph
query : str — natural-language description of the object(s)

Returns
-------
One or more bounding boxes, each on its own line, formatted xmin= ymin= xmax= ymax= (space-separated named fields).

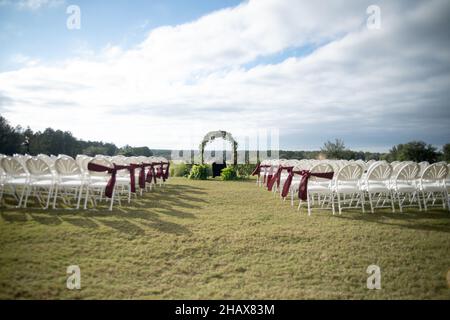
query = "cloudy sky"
xmin=0 ymin=0 xmax=449 ymax=152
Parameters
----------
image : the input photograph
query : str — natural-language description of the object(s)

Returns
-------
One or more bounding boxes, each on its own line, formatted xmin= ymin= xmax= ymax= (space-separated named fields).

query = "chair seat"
xmin=335 ymin=184 xmax=360 ymax=193
xmin=5 ymin=178 xmax=28 ymax=185
xmin=364 ymin=184 xmax=390 ymax=192
xmin=89 ymin=181 xmax=108 ymax=188
xmin=420 ymin=184 xmax=445 ymax=192
xmin=116 ymin=177 xmax=130 ymax=184
xmin=59 ymin=180 xmax=84 ymax=187
xmin=30 ymin=180 xmax=54 ymax=187
xmin=308 ymin=184 xmax=332 ymax=193
xmin=391 ymin=183 xmax=416 ymax=193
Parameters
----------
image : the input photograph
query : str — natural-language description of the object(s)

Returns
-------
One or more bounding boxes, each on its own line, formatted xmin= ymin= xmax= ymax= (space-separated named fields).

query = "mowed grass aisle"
xmin=0 ymin=177 xmax=449 ymax=299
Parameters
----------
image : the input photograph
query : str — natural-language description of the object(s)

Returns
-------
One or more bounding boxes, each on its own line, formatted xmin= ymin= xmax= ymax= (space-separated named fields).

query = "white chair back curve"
xmin=421 ymin=162 xmax=448 ymax=181
xmin=336 ymin=163 xmax=364 ymax=182
xmin=55 ymin=156 xmax=82 ymax=176
xmin=395 ymin=162 xmax=420 ymax=181
xmin=25 ymin=158 xmax=53 ymax=177
xmin=366 ymin=162 xmax=392 ymax=181
xmin=1 ymin=157 xmax=27 ymax=176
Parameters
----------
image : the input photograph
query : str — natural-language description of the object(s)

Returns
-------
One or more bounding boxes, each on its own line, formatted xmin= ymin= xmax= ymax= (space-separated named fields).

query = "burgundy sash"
xmin=251 ymin=163 xmax=270 ymax=176
xmin=145 ymin=163 xmax=157 ymax=184
xmin=138 ymin=164 xmax=146 ymax=189
xmin=129 ymin=164 xmax=138 ymax=193
xmin=87 ymin=162 xmax=130 ymax=198
xmin=163 ymin=162 xmax=170 ymax=180
xmin=156 ymin=162 xmax=163 ymax=179
xmin=281 ymin=170 xmax=334 ymax=201
xmin=267 ymin=166 xmax=293 ymax=191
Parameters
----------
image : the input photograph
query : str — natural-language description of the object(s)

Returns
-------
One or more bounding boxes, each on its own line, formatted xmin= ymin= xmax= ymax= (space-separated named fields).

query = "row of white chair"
xmin=256 ymin=159 xmax=450 ymax=215
xmin=0 ymin=154 xmax=169 ymax=211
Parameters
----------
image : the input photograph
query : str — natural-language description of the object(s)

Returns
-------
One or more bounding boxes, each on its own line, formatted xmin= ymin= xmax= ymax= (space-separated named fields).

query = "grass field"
xmin=0 ymin=177 xmax=449 ymax=299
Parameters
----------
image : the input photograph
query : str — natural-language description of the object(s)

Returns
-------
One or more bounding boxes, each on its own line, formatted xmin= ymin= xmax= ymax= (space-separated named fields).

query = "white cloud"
xmin=0 ymin=0 xmax=449 ymax=150
xmin=0 ymin=0 xmax=65 ymax=10
xmin=17 ymin=0 xmax=64 ymax=10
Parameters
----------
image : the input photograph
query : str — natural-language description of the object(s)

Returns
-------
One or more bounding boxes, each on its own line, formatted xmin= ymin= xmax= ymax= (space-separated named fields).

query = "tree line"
xmin=1 ymin=116 xmax=448 ymax=162
xmin=0 ymin=115 xmax=152 ymax=158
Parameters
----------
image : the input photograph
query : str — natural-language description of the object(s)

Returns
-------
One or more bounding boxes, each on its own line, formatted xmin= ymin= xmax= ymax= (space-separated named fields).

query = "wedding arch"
xmin=200 ymin=130 xmax=238 ymax=165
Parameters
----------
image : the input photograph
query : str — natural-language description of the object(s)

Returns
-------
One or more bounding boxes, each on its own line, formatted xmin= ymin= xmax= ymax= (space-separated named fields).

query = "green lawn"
xmin=0 ymin=177 xmax=449 ymax=299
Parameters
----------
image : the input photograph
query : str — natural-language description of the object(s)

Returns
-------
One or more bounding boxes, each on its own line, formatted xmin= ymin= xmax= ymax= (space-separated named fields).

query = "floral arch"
xmin=200 ymin=130 xmax=238 ymax=165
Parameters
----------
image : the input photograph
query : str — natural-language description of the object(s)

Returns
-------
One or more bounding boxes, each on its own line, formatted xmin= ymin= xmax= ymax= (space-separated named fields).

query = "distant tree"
xmin=0 ymin=116 xmax=23 ymax=155
xmin=321 ymin=139 xmax=347 ymax=159
xmin=442 ymin=143 xmax=450 ymax=162
xmin=118 ymin=145 xmax=153 ymax=157
xmin=386 ymin=141 xmax=439 ymax=163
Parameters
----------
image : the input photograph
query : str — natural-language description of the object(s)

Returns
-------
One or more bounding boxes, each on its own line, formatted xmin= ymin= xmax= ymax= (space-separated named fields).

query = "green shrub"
xmin=171 ymin=163 xmax=191 ymax=177
xmin=221 ymin=166 xmax=238 ymax=181
xmin=235 ymin=164 xmax=256 ymax=178
xmin=188 ymin=164 xmax=210 ymax=180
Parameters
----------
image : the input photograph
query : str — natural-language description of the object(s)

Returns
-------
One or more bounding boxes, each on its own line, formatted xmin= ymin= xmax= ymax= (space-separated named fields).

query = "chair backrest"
xmin=395 ymin=162 xmax=420 ymax=181
xmin=366 ymin=161 xmax=392 ymax=181
xmin=336 ymin=163 xmax=364 ymax=182
xmin=421 ymin=162 xmax=448 ymax=181
xmin=55 ymin=156 xmax=82 ymax=176
xmin=418 ymin=161 xmax=430 ymax=175
xmin=1 ymin=157 xmax=27 ymax=177
xmin=309 ymin=163 xmax=334 ymax=182
xmin=26 ymin=158 xmax=52 ymax=177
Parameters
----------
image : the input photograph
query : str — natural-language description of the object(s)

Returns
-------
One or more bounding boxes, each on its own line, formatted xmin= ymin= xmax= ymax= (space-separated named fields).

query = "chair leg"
xmin=307 ymin=194 xmax=312 ymax=216
xmin=360 ymin=192 xmax=365 ymax=213
xmin=23 ymin=186 xmax=32 ymax=208
xmin=368 ymin=192 xmax=374 ymax=213
xmin=397 ymin=192 xmax=403 ymax=213
xmin=389 ymin=191 xmax=395 ymax=213
xmin=109 ymin=189 xmax=115 ymax=211
xmin=84 ymin=188 xmax=89 ymax=210
xmin=44 ymin=186 xmax=53 ymax=209
xmin=422 ymin=191 xmax=427 ymax=211
xmin=338 ymin=193 xmax=342 ymax=215
xmin=18 ymin=185 xmax=27 ymax=208
xmin=76 ymin=185 xmax=83 ymax=209
xmin=331 ymin=193 xmax=335 ymax=215
xmin=416 ymin=191 xmax=422 ymax=211
xmin=52 ymin=185 xmax=59 ymax=209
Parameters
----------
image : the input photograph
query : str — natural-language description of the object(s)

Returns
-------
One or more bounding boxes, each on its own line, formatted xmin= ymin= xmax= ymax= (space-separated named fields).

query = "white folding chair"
xmin=1 ymin=157 xmax=29 ymax=207
xmin=24 ymin=158 xmax=56 ymax=209
xmin=389 ymin=162 xmax=421 ymax=212
xmin=53 ymin=156 xmax=85 ymax=209
xmin=333 ymin=163 xmax=365 ymax=214
xmin=417 ymin=162 xmax=448 ymax=211
xmin=361 ymin=161 xmax=395 ymax=213
xmin=295 ymin=163 xmax=334 ymax=216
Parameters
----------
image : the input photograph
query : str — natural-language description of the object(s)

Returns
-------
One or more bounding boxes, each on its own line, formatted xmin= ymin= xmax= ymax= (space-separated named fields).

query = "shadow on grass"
xmin=334 ymin=210 xmax=450 ymax=233
xmin=0 ymin=183 xmax=199 ymax=236
xmin=1 ymin=212 xmax=28 ymax=222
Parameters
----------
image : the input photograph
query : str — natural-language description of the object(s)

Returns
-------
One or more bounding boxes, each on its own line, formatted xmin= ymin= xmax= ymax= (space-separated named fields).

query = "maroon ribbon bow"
xmin=267 ymin=166 xmax=293 ymax=191
xmin=163 ymin=162 xmax=170 ymax=180
xmin=87 ymin=162 xmax=130 ymax=198
xmin=144 ymin=163 xmax=156 ymax=184
xmin=281 ymin=170 xmax=334 ymax=201
xmin=251 ymin=163 xmax=270 ymax=177
xmin=138 ymin=163 xmax=147 ymax=189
